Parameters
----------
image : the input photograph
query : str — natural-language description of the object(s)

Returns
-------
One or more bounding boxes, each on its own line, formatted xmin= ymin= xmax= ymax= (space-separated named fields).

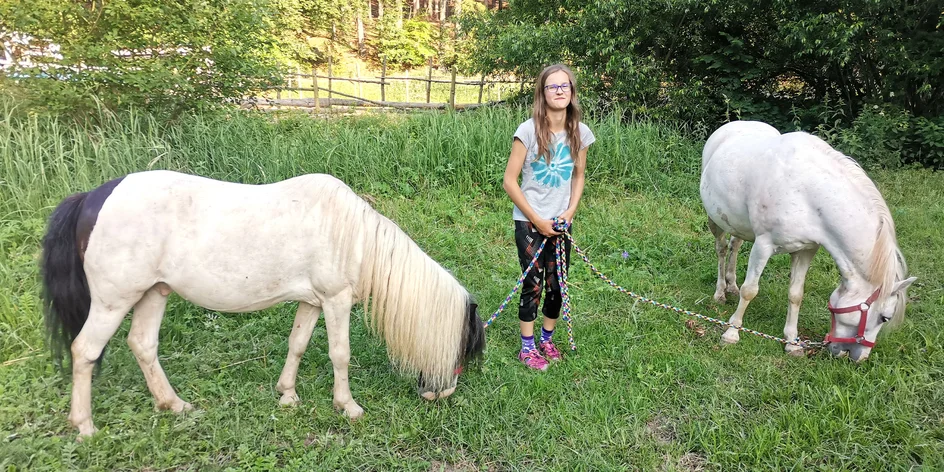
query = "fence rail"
xmin=246 ymin=57 xmax=525 ymax=112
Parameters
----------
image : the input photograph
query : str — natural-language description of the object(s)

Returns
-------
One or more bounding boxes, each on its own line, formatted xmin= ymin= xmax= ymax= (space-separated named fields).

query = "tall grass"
xmin=0 ymin=104 xmax=702 ymax=218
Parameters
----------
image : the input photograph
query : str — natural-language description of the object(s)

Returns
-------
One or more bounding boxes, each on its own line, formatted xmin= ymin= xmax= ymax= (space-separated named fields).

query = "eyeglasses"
xmin=543 ymin=82 xmax=572 ymax=93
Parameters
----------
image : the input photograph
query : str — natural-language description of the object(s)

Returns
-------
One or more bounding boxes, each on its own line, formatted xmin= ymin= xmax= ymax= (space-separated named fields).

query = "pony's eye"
xmin=880 ymin=316 xmax=892 ymax=323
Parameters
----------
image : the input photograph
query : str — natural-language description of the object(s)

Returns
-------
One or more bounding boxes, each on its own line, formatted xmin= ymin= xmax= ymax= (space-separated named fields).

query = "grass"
xmin=0 ymin=105 xmax=942 ymax=470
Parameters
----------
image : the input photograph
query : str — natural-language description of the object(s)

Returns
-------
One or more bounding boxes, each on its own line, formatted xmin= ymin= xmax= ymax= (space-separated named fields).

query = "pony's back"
xmin=702 ymin=121 xmax=780 ymax=169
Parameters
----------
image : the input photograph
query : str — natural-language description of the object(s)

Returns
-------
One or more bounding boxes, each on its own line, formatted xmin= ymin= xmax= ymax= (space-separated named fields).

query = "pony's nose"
xmin=848 ymin=345 xmax=871 ymax=363
xmin=828 ymin=344 xmax=848 ymax=357
xmin=417 ymin=373 xmax=458 ymax=401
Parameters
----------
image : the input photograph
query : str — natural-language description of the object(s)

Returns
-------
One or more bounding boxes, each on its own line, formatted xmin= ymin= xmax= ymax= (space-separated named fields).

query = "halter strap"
xmin=824 ymin=288 xmax=881 ymax=347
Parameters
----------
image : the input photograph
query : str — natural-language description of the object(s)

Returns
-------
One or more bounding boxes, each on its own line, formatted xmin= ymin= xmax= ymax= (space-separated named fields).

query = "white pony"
xmin=41 ymin=170 xmax=485 ymax=439
xmin=700 ymin=121 xmax=916 ymax=361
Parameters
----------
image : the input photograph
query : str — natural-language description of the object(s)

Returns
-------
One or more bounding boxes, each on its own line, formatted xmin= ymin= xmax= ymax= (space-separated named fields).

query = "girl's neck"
xmin=546 ymin=108 xmax=567 ymax=133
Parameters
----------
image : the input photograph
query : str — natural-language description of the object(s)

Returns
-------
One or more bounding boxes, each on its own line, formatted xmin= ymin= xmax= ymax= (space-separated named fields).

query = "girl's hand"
xmin=534 ymin=218 xmax=561 ymax=237
xmin=558 ymin=210 xmax=576 ymax=227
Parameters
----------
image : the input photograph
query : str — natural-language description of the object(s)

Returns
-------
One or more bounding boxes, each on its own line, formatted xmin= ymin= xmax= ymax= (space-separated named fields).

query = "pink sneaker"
xmin=538 ymin=341 xmax=563 ymax=361
xmin=518 ymin=350 xmax=549 ymax=371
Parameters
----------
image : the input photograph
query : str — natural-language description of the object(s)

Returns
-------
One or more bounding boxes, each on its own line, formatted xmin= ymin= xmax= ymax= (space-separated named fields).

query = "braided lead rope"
xmin=562 ymin=232 xmax=824 ymax=348
xmin=555 ymin=221 xmax=577 ymax=351
xmin=484 ymin=220 xmax=822 ymax=349
xmin=483 ymin=233 xmax=549 ymax=328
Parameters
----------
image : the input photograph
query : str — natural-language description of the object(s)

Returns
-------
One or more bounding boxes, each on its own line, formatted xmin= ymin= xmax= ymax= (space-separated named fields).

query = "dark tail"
xmin=41 ymin=192 xmax=92 ymax=369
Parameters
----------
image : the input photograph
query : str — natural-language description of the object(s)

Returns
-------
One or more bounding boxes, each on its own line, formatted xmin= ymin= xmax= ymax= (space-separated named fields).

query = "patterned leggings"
xmin=514 ymin=220 xmax=572 ymax=322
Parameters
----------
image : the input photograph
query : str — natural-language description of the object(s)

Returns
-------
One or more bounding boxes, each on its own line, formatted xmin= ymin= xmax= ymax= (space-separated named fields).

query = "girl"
xmin=502 ymin=64 xmax=595 ymax=371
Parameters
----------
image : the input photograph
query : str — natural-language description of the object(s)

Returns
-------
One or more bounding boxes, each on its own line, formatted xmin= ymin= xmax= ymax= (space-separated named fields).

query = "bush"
xmin=822 ymin=104 xmax=944 ymax=170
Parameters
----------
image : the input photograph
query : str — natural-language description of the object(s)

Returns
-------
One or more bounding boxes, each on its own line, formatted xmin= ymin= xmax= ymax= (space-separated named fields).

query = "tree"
xmin=0 ymin=0 xmax=290 ymax=116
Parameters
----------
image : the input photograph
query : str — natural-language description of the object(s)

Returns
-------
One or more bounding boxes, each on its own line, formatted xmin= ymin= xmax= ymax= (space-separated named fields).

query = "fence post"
xmin=355 ymin=62 xmax=362 ymax=98
xmin=295 ymin=66 xmax=301 ymax=99
xmin=478 ymin=73 xmax=485 ymax=104
xmin=381 ymin=57 xmax=387 ymax=103
xmin=426 ymin=57 xmax=433 ymax=103
xmin=312 ymin=67 xmax=320 ymax=112
xmin=449 ymin=67 xmax=457 ymax=109
xmin=329 ymin=22 xmax=335 ymax=105
xmin=328 ymin=55 xmax=333 ymax=103
xmin=405 ymin=69 xmax=410 ymax=103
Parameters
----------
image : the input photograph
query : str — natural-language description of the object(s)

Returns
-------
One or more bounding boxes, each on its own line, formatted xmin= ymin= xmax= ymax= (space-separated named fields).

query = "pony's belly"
xmin=174 ymin=289 xmax=292 ymax=313
xmin=704 ymin=204 xmax=755 ymax=241
xmin=163 ymin=274 xmax=315 ymax=313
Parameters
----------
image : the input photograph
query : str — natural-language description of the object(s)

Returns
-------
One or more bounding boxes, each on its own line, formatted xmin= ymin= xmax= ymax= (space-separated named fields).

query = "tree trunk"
xmin=378 ymin=0 xmax=384 ymax=20
xmin=356 ymin=13 xmax=365 ymax=56
xmin=426 ymin=0 xmax=433 ymax=17
xmin=396 ymin=0 xmax=403 ymax=28
xmin=412 ymin=0 xmax=419 ymax=18
xmin=439 ymin=0 xmax=447 ymax=22
xmin=455 ymin=0 xmax=461 ymax=30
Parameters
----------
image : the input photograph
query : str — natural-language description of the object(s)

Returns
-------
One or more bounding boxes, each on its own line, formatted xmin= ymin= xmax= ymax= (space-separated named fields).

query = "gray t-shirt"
xmin=512 ymin=118 xmax=596 ymax=221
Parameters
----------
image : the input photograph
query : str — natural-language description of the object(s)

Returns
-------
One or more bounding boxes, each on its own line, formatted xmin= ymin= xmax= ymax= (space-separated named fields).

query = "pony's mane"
xmin=807 ymin=136 xmax=909 ymax=321
xmin=317 ymin=180 xmax=468 ymax=389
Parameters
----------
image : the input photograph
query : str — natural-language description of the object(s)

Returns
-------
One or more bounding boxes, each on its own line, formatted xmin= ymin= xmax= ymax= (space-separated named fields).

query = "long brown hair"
xmin=532 ymin=64 xmax=583 ymax=163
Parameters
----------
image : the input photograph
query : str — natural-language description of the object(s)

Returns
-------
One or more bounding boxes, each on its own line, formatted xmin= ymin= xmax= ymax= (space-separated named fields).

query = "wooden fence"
xmin=246 ymin=57 xmax=524 ymax=112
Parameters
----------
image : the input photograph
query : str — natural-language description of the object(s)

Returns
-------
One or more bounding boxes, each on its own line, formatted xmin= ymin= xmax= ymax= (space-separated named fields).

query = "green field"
xmin=1 ymin=106 xmax=942 ymax=470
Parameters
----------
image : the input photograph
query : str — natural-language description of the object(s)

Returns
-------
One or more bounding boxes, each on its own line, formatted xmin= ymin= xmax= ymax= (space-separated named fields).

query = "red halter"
xmin=825 ymin=289 xmax=881 ymax=348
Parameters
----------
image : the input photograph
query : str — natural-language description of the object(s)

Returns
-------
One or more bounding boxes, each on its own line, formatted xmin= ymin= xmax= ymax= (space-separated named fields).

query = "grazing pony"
xmin=700 ymin=121 xmax=916 ymax=361
xmin=41 ymin=170 xmax=485 ymax=438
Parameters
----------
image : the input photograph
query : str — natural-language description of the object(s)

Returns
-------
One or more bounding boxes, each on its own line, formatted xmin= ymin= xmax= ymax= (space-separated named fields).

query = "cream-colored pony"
xmin=41 ymin=171 xmax=484 ymax=439
xmin=700 ymin=121 xmax=916 ymax=361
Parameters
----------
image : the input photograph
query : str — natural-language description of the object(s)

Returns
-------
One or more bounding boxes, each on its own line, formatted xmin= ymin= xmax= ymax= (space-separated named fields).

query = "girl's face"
xmin=543 ymin=70 xmax=572 ymax=111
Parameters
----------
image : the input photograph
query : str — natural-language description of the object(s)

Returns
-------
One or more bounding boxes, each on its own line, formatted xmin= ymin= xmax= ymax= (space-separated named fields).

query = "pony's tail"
xmin=41 ymin=192 xmax=92 ymax=369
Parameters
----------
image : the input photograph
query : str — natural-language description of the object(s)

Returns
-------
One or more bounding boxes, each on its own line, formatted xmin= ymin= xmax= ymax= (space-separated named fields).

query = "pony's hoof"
xmin=158 ymin=398 xmax=193 ymax=413
xmin=785 ymin=346 xmax=805 ymax=357
xmin=279 ymin=392 xmax=300 ymax=407
xmin=343 ymin=405 xmax=364 ymax=420
xmin=712 ymin=292 xmax=726 ymax=304
xmin=720 ymin=330 xmax=740 ymax=345
xmin=74 ymin=424 xmax=98 ymax=441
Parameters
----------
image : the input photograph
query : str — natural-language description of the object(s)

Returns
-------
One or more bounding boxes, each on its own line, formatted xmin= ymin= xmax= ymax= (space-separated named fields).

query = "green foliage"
xmin=463 ymin=0 xmax=944 ymax=167
xmin=811 ymin=103 xmax=944 ymax=169
xmin=374 ymin=18 xmax=437 ymax=68
xmin=0 ymin=0 xmax=288 ymax=116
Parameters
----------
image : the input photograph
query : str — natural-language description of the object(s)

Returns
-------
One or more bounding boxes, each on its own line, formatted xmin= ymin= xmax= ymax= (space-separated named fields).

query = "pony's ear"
xmin=892 ymin=277 xmax=917 ymax=295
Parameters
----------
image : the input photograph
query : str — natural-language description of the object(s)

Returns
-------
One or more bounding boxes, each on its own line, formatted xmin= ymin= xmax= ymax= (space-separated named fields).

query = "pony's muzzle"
xmin=417 ymin=370 xmax=460 ymax=401
xmin=828 ymin=343 xmax=871 ymax=362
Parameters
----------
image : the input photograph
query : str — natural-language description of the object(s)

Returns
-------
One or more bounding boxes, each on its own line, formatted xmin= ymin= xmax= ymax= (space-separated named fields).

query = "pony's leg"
xmin=276 ymin=302 xmax=321 ymax=407
xmin=69 ymin=299 xmax=136 ymax=439
xmin=784 ymin=248 xmax=818 ymax=356
xmin=724 ymin=237 xmax=744 ymax=298
xmin=721 ymin=237 xmax=774 ymax=345
xmin=708 ymin=219 xmax=729 ymax=303
xmin=127 ymin=287 xmax=192 ymax=413
xmin=321 ymin=290 xmax=364 ymax=419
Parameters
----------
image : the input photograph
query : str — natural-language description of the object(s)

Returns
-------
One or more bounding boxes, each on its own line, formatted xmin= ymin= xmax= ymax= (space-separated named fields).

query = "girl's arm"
xmin=503 ymin=139 xmax=561 ymax=237
xmin=559 ymin=146 xmax=588 ymax=225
